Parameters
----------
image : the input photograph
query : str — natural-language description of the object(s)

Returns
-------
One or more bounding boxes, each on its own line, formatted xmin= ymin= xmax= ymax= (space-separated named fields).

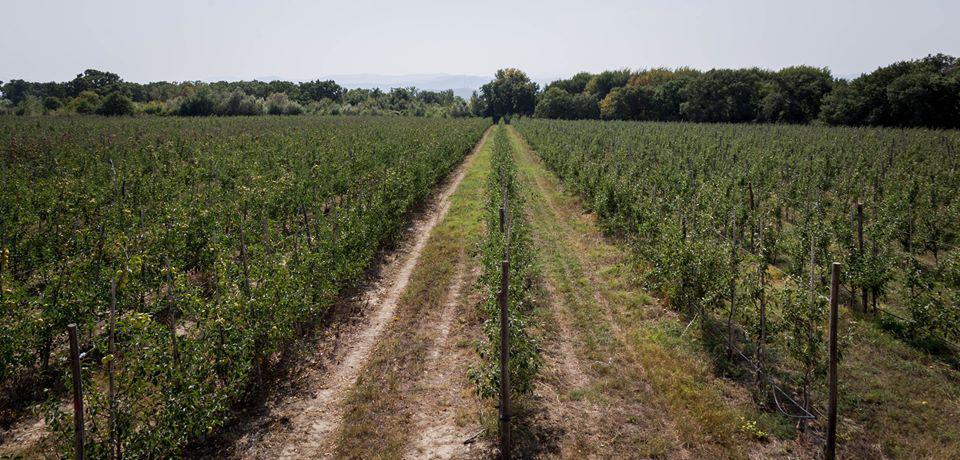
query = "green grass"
xmin=508 ymin=126 xmax=796 ymax=459
xmin=836 ymin=315 xmax=960 ymax=458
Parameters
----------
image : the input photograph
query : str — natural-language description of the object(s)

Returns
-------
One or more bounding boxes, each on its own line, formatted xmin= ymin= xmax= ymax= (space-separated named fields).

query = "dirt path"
xmin=0 ymin=415 xmax=47 ymax=457
xmin=224 ymin=129 xmax=490 ymax=459
xmin=402 ymin=262 xmax=481 ymax=459
xmin=329 ymin=125 xmax=495 ymax=459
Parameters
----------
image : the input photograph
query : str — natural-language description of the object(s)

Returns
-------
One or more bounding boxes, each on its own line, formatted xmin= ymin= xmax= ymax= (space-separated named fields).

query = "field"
xmin=0 ymin=116 xmax=488 ymax=457
xmin=513 ymin=119 xmax=960 ymax=457
xmin=1 ymin=115 xmax=959 ymax=459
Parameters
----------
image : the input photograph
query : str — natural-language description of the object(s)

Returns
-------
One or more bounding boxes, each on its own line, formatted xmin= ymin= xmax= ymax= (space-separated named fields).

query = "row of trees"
xmin=475 ymin=54 xmax=960 ymax=129
xmin=0 ymin=70 xmax=471 ymax=117
xmin=5 ymin=54 xmax=958 ymax=126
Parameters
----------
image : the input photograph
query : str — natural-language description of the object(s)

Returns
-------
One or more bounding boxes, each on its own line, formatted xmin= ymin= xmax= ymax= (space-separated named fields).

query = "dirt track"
xmin=221 ymin=130 xmax=489 ymax=459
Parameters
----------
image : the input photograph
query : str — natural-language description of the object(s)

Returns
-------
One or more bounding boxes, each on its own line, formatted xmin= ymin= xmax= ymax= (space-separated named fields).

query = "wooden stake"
xmin=857 ymin=203 xmax=867 ymax=313
xmin=108 ymin=279 xmax=118 ymax=460
xmin=238 ymin=212 xmax=252 ymax=296
xmin=748 ymin=182 xmax=756 ymax=252
xmin=757 ymin=263 xmax=766 ymax=389
xmin=300 ymin=202 xmax=312 ymax=247
xmin=499 ymin=260 xmax=511 ymax=459
xmin=68 ymin=324 xmax=84 ymax=460
xmin=727 ymin=210 xmax=737 ymax=361
xmin=164 ymin=256 xmax=180 ymax=366
xmin=803 ymin=202 xmax=816 ymax=433
xmin=826 ymin=262 xmax=841 ymax=460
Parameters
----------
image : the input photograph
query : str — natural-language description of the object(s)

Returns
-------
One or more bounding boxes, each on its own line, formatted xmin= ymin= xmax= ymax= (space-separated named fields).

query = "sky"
xmin=2 ymin=0 xmax=958 ymax=84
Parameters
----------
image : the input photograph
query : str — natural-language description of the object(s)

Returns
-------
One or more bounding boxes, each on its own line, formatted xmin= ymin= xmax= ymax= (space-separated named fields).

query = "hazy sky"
xmin=2 ymin=0 xmax=958 ymax=83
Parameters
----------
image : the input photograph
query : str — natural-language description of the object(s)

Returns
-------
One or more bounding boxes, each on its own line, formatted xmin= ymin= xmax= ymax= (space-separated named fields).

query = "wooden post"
xmin=0 ymin=242 xmax=6 ymax=296
xmin=803 ymin=206 xmax=816 ymax=433
xmin=164 ymin=256 xmax=180 ymax=366
xmin=748 ymin=183 xmax=756 ymax=253
xmin=826 ymin=262 xmax=841 ymax=460
xmin=68 ymin=324 xmax=85 ymax=460
xmin=238 ymin=213 xmax=252 ymax=296
xmin=727 ymin=210 xmax=737 ymax=361
xmin=857 ymin=203 xmax=867 ymax=313
xmin=499 ymin=260 xmax=511 ymax=459
xmin=138 ymin=208 xmax=146 ymax=310
xmin=108 ymin=279 xmax=118 ymax=460
xmin=500 ymin=172 xmax=508 ymax=235
xmin=300 ymin=202 xmax=312 ymax=247
xmin=757 ymin=264 xmax=766 ymax=389
xmin=261 ymin=210 xmax=271 ymax=254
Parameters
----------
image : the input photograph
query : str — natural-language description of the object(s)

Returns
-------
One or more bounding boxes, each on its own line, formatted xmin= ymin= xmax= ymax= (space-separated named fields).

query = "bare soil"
xmin=403 ymin=262 xmax=488 ymax=459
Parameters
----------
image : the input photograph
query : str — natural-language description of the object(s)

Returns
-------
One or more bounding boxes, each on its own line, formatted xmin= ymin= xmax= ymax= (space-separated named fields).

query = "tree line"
xmin=474 ymin=54 xmax=960 ymax=129
xmin=0 ymin=69 xmax=471 ymax=117
xmin=5 ymin=54 xmax=958 ymax=128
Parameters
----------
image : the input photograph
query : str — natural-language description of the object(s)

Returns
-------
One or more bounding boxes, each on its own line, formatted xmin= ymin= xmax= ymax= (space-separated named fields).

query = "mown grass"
xmin=836 ymin=314 xmax=960 ymax=458
xmin=507 ymin=126 xmax=799 ymax=459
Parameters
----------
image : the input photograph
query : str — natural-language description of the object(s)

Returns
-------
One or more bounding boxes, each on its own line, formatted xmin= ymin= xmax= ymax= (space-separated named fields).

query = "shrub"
xmin=265 ymin=92 xmax=302 ymax=115
xmin=138 ymin=100 xmax=166 ymax=115
xmin=217 ymin=90 xmax=264 ymax=116
xmin=175 ymin=89 xmax=218 ymax=116
xmin=43 ymin=97 xmax=63 ymax=112
xmin=15 ymin=95 xmax=44 ymax=116
xmin=96 ymin=92 xmax=135 ymax=116
xmin=304 ymin=98 xmax=342 ymax=115
xmin=67 ymin=91 xmax=102 ymax=114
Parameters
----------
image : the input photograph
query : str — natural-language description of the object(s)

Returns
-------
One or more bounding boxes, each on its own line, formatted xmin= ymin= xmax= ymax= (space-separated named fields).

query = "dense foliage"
xmin=470 ymin=125 xmax=540 ymax=401
xmin=0 ymin=69 xmax=472 ymax=118
xmin=474 ymin=69 xmax=539 ymax=121
xmin=0 ymin=115 xmax=488 ymax=457
xmin=533 ymin=54 xmax=960 ymax=129
xmin=820 ymin=54 xmax=960 ymax=128
xmin=514 ymin=118 xmax=960 ymax=413
xmin=534 ymin=87 xmax=599 ymax=120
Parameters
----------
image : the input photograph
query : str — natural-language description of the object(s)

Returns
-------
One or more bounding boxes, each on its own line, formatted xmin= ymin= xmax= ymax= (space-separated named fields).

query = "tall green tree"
xmin=599 ymin=85 xmax=654 ymax=120
xmin=545 ymin=72 xmax=594 ymax=94
xmin=68 ymin=69 xmax=122 ymax=97
xmin=478 ymin=68 xmax=538 ymax=120
xmin=758 ymin=66 xmax=833 ymax=123
xmin=584 ymin=69 xmax=631 ymax=100
xmin=534 ymin=87 xmax=599 ymax=119
xmin=820 ymin=54 xmax=960 ymax=128
xmin=298 ymin=80 xmax=345 ymax=103
xmin=680 ymin=68 xmax=769 ymax=123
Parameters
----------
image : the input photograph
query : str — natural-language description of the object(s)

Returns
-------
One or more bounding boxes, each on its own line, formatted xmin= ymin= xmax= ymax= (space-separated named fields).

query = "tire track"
xmin=234 ymin=130 xmax=489 ymax=459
